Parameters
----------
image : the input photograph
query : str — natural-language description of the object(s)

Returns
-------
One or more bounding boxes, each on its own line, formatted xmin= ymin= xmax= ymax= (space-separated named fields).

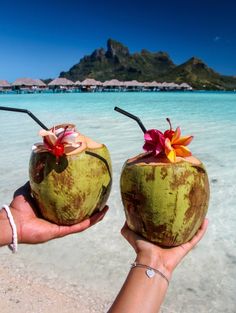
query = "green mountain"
xmin=60 ymin=39 xmax=236 ymax=90
xmin=165 ymin=57 xmax=236 ymax=90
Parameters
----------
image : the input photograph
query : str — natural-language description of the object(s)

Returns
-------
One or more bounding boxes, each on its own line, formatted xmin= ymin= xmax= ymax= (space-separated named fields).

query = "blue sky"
xmin=0 ymin=0 xmax=235 ymax=81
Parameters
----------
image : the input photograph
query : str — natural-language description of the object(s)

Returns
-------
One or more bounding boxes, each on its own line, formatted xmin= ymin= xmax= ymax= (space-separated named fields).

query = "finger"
xmin=57 ymin=219 xmax=91 ymax=237
xmin=89 ymin=205 xmax=109 ymax=226
xmin=180 ymin=218 xmax=209 ymax=255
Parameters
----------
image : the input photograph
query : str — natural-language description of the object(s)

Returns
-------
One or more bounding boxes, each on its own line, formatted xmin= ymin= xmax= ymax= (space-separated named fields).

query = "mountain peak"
xmin=187 ymin=57 xmax=205 ymax=65
xmin=91 ymin=48 xmax=106 ymax=60
xmin=106 ymin=38 xmax=130 ymax=58
xmin=180 ymin=56 xmax=213 ymax=73
xmin=59 ymin=39 xmax=236 ymax=90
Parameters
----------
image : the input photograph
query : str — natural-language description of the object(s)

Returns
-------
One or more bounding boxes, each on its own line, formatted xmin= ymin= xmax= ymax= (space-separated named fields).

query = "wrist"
xmin=0 ymin=205 xmax=18 ymax=252
xmin=0 ymin=206 xmax=13 ymax=246
xmin=135 ymin=252 xmax=173 ymax=280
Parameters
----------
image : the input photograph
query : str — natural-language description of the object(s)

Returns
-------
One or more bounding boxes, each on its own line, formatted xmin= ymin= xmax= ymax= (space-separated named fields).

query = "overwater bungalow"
xmin=0 ymin=80 xmax=11 ymax=93
xmin=161 ymin=82 xmax=182 ymax=91
xmin=48 ymin=78 xmax=74 ymax=92
xmin=0 ymin=76 xmax=193 ymax=94
xmin=81 ymin=78 xmax=102 ymax=91
xmin=73 ymin=80 xmax=82 ymax=92
xmin=102 ymin=79 xmax=123 ymax=91
xmin=11 ymin=78 xmax=48 ymax=93
xmin=167 ymin=82 xmax=181 ymax=90
xmin=33 ymin=79 xmax=48 ymax=91
xmin=124 ymin=80 xmax=143 ymax=91
xmin=160 ymin=82 xmax=170 ymax=91
xmin=143 ymin=81 xmax=161 ymax=91
xmin=12 ymin=78 xmax=33 ymax=91
xmin=75 ymin=80 xmax=81 ymax=85
xmin=179 ymin=82 xmax=193 ymax=90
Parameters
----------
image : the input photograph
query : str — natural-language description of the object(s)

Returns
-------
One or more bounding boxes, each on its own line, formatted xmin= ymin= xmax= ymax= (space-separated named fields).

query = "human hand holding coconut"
xmin=121 ymin=218 xmax=208 ymax=275
xmin=108 ymin=107 xmax=210 ymax=313
xmin=109 ymin=219 xmax=208 ymax=313
xmin=0 ymin=182 xmax=108 ymax=246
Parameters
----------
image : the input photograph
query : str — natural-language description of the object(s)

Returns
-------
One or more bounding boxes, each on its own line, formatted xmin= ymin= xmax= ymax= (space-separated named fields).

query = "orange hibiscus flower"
xmin=164 ymin=126 xmax=193 ymax=162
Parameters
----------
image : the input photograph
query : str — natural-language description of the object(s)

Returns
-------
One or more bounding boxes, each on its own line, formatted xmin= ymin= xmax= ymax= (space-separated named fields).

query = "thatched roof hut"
xmin=160 ymin=82 xmax=171 ymax=89
xmin=124 ymin=80 xmax=142 ymax=87
xmin=179 ymin=83 xmax=192 ymax=90
xmin=0 ymin=80 xmax=11 ymax=88
xmin=48 ymin=78 xmax=74 ymax=87
xmin=34 ymin=79 xmax=47 ymax=87
xmin=143 ymin=81 xmax=160 ymax=88
xmin=74 ymin=80 xmax=82 ymax=86
xmin=11 ymin=78 xmax=47 ymax=88
xmin=168 ymin=82 xmax=181 ymax=90
xmin=81 ymin=78 xmax=102 ymax=86
xmin=103 ymin=79 xmax=123 ymax=87
xmin=12 ymin=78 xmax=37 ymax=87
xmin=158 ymin=82 xmax=182 ymax=90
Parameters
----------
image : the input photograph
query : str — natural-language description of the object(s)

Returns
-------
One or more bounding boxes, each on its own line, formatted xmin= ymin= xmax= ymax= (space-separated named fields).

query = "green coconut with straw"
xmin=0 ymin=106 xmax=112 ymax=225
xmin=115 ymin=107 xmax=209 ymax=247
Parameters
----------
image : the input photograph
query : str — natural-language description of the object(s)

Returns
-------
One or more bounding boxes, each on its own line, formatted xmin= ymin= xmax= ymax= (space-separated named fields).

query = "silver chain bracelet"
xmin=131 ymin=261 xmax=169 ymax=285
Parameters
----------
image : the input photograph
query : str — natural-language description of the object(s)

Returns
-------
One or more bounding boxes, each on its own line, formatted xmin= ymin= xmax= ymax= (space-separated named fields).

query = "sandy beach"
xmin=1 ymin=199 xmax=235 ymax=313
xmin=0 ymin=92 xmax=236 ymax=312
xmin=1 ymin=222 xmax=235 ymax=313
xmin=0 ymin=251 xmax=112 ymax=313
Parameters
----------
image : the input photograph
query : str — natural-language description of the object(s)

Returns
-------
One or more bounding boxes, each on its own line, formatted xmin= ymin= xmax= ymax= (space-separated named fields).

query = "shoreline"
xmin=0 ymin=89 xmax=235 ymax=98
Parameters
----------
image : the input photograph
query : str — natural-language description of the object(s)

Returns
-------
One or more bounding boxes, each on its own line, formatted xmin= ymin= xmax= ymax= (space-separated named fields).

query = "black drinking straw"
xmin=114 ymin=106 xmax=147 ymax=133
xmin=0 ymin=106 xmax=49 ymax=130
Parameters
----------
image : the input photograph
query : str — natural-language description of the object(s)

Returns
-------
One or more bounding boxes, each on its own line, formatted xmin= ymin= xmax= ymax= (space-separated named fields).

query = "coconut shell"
xmin=29 ymin=145 xmax=112 ymax=225
xmin=120 ymin=153 xmax=209 ymax=247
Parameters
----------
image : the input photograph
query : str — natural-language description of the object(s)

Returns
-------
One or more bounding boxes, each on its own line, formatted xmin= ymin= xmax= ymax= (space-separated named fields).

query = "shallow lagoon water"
xmin=0 ymin=91 xmax=236 ymax=312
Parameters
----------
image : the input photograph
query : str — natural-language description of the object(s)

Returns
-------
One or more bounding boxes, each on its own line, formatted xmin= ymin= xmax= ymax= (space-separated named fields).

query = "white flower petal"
xmin=61 ymin=133 xmax=77 ymax=144
xmin=55 ymin=127 xmax=65 ymax=136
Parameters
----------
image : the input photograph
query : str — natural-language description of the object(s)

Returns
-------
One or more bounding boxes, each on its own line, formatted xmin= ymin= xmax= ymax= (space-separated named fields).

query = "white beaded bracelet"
xmin=1 ymin=205 xmax=18 ymax=253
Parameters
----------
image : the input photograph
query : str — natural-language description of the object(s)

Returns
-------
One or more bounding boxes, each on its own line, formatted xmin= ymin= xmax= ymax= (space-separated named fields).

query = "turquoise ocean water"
xmin=0 ymin=92 xmax=235 ymax=312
